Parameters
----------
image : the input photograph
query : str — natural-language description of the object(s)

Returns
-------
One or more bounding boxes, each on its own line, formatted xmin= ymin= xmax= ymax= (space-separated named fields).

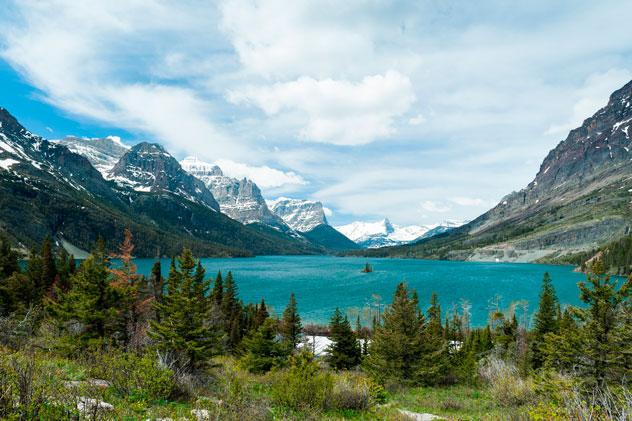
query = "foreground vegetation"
xmin=0 ymin=231 xmax=631 ymax=419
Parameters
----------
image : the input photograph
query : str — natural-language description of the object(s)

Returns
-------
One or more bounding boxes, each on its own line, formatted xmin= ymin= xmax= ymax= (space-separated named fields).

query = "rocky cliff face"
xmin=56 ymin=136 xmax=128 ymax=176
xmin=269 ymin=198 xmax=328 ymax=232
xmin=110 ymin=144 xmax=219 ymax=211
xmin=370 ymin=80 xmax=632 ymax=262
xmin=180 ymin=157 xmax=286 ymax=228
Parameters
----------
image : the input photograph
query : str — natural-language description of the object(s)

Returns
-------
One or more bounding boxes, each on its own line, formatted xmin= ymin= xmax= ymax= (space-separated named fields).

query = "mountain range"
xmin=335 ymin=219 xmax=465 ymax=248
xmin=0 ymin=109 xmax=347 ymax=257
xmin=356 ymin=79 xmax=632 ymax=262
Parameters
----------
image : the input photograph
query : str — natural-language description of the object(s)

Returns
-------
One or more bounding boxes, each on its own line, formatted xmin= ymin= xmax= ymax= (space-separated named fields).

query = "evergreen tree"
xmin=211 ymin=271 xmax=223 ymax=308
xmin=279 ymin=293 xmax=302 ymax=351
xmin=575 ymin=259 xmax=631 ymax=385
xmin=221 ymin=271 xmax=242 ymax=350
xmin=39 ymin=236 xmax=57 ymax=296
xmin=149 ymin=249 xmax=219 ymax=371
xmin=254 ymin=298 xmax=269 ymax=328
xmin=240 ymin=318 xmax=287 ymax=373
xmin=326 ymin=308 xmax=361 ymax=370
xmin=427 ymin=292 xmax=443 ymax=338
xmin=0 ymin=234 xmax=19 ymax=280
xmin=365 ymin=283 xmax=445 ymax=386
xmin=149 ymin=260 xmax=163 ymax=302
xmin=48 ymin=253 xmax=123 ymax=346
xmin=531 ymin=272 xmax=559 ymax=369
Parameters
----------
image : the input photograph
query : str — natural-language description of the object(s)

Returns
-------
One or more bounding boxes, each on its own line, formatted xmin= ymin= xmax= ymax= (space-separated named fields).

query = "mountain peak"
xmin=270 ymin=198 xmax=328 ymax=232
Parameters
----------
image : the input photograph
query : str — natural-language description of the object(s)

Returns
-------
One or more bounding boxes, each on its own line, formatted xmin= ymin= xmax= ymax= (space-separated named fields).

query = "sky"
xmin=1 ymin=1 xmax=632 ymax=227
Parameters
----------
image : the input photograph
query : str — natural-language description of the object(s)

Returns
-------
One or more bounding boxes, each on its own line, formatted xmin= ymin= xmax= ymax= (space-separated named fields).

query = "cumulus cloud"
xmin=214 ymin=159 xmax=306 ymax=189
xmin=408 ymin=114 xmax=426 ymax=126
xmin=228 ymin=71 xmax=415 ymax=145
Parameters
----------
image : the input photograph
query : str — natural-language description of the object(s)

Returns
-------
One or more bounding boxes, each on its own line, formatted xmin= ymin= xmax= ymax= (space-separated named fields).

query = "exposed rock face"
xmin=55 ymin=135 xmax=128 ymax=176
xmin=111 ymin=144 xmax=219 ymax=211
xmin=269 ymin=198 xmax=328 ymax=232
xmin=181 ymin=156 xmax=286 ymax=228
xmin=383 ymin=80 xmax=632 ymax=261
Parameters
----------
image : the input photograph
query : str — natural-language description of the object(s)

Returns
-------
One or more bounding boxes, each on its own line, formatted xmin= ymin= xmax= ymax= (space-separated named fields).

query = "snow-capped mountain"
xmin=110 ymin=143 xmax=220 ymax=211
xmin=336 ymin=218 xmax=465 ymax=248
xmin=269 ymin=198 xmax=328 ymax=232
xmin=180 ymin=156 xmax=286 ymax=228
xmin=55 ymin=135 xmax=128 ymax=176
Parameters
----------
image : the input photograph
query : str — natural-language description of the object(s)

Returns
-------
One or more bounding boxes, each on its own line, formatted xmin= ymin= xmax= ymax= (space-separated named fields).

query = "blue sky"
xmin=1 ymin=1 xmax=632 ymax=226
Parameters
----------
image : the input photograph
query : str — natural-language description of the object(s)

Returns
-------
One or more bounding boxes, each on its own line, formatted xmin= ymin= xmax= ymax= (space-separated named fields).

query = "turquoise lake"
xmin=134 ymin=256 xmax=590 ymax=327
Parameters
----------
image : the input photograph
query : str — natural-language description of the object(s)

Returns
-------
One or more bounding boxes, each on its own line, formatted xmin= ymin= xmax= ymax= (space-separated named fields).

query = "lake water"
xmin=133 ymin=256 xmax=591 ymax=328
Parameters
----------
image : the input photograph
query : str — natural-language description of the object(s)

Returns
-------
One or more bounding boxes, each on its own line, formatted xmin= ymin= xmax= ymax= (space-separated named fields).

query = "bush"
xmin=271 ymin=350 xmax=333 ymax=411
xmin=0 ymin=351 xmax=77 ymax=419
xmin=478 ymin=355 xmax=535 ymax=407
xmin=88 ymin=349 xmax=175 ymax=402
xmin=328 ymin=371 xmax=385 ymax=410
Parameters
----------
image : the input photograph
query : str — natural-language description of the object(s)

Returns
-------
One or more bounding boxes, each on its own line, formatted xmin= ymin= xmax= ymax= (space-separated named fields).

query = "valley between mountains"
xmin=1 ymin=79 xmax=632 ymax=264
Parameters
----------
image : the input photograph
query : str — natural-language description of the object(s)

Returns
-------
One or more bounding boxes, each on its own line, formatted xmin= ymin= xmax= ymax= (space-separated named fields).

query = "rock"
xmin=77 ymin=397 xmax=114 ymax=413
xmin=64 ymin=378 xmax=110 ymax=389
xmin=398 ymin=409 xmax=444 ymax=421
xmin=191 ymin=409 xmax=210 ymax=420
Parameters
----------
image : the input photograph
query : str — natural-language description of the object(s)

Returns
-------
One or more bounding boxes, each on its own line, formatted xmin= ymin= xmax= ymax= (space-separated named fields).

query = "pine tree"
xmin=48 ymin=253 xmax=123 ymax=346
xmin=427 ymin=292 xmax=443 ymax=338
xmin=326 ymin=308 xmax=361 ymax=370
xmin=211 ymin=271 xmax=223 ymax=308
xmin=221 ymin=271 xmax=242 ymax=350
xmin=279 ymin=293 xmax=302 ymax=352
xmin=575 ymin=259 xmax=631 ymax=385
xmin=531 ymin=272 xmax=559 ymax=369
xmin=254 ymin=298 xmax=269 ymax=328
xmin=0 ymin=234 xmax=19 ymax=280
xmin=39 ymin=236 xmax=57 ymax=296
xmin=365 ymin=283 xmax=444 ymax=385
xmin=240 ymin=318 xmax=288 ymax=373
xmin=149 ymin=249 xmax=219 ymax=371
xmin=149 ymin=260 xmax=163 ymax=302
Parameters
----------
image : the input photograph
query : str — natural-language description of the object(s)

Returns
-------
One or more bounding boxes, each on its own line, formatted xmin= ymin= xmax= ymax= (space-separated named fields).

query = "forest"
xmin=0 ymin=230 xmax=631 ymax=420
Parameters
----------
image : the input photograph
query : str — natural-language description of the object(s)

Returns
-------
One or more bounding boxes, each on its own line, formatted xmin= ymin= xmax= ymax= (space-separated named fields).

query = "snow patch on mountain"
xmin=55 ymin=135 xmax=128 ymax=177
xmin=269 ymin=198 xmax=328 ymax=232
xmin=336 ymin=219 xmax=466 ymax=248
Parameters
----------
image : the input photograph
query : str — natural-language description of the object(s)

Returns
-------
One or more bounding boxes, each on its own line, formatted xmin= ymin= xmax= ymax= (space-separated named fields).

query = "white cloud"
xmin=420 ymin=201 xmax=452 ymax=213
xmin=408 ymin=114 xmax=426 ymax=126
xmin=214 ymin=159 xmax=306 ymax=189
xmin=545 ymin=68 xmax=632 ymax=136
xmin=322 ymin=206 xmax=333 ymax=217
xmin=228 ymin=71 xmax=415 ymax=145
xmin=450 ymin=197 xmax=495 ymax=208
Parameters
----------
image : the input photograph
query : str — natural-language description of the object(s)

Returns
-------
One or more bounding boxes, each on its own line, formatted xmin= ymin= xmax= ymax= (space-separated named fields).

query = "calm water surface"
xmin=134 ymin=256 xmax=589 ymax=327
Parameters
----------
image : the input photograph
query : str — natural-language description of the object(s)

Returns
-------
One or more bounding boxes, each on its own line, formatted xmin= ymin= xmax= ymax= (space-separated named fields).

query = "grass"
xmin=386 ymin=384 xmax=528 ymax=420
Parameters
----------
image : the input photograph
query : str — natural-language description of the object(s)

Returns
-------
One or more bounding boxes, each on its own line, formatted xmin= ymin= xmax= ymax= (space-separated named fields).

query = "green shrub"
xmin=88 ymin=349 xmax=175 ymax=402
xmin=271 ymin=350 xmax=332 ymax=411
xmin=0 ymin=351 xmax=77 ymax=419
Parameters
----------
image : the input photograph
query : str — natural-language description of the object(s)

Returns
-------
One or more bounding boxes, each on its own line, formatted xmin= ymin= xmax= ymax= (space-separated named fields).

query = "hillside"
xmin=356 ymin=80 xmax=632 ymax=262
xmin=0 ymin=108 xmax=322 ymax=257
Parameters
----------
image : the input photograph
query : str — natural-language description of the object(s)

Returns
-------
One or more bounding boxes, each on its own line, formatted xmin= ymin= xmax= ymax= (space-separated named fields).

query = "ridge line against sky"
xmin=1 ymin=0 xmax=631 ymax=226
